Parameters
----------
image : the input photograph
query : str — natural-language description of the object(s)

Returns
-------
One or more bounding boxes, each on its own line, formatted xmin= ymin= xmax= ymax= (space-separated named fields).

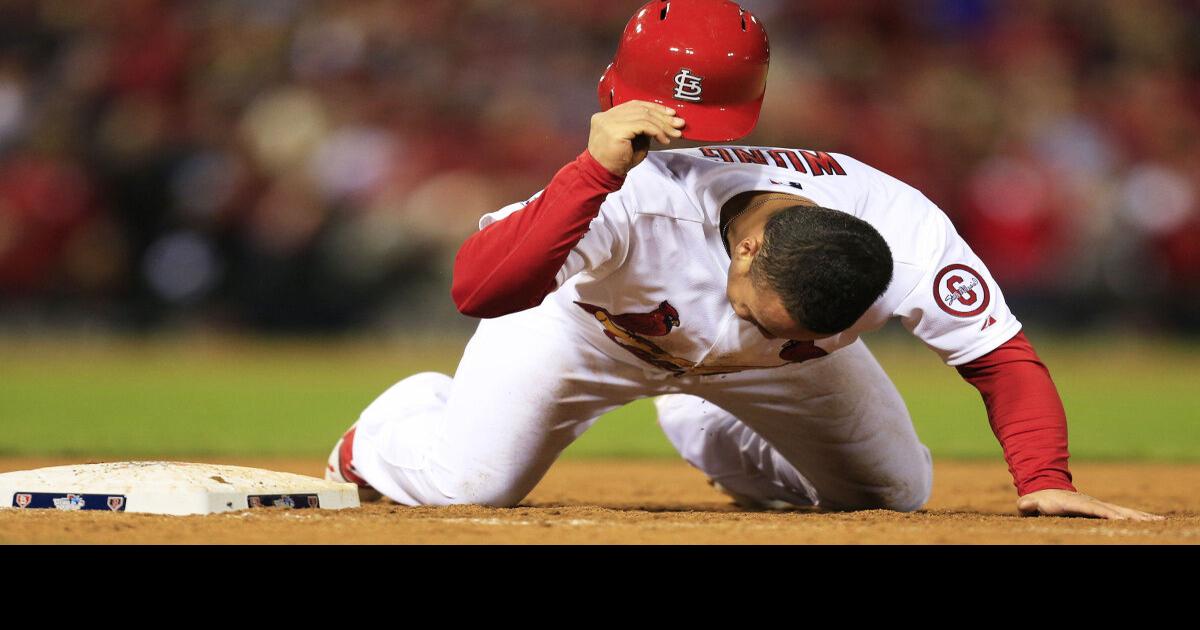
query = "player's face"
xmin=726 ymin=261 xmax=825 ymax=342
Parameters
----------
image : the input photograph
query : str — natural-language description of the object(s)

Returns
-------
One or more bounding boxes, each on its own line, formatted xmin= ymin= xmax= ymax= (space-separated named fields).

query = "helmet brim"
xmin=605 ymin=71 xmax=763 ymax=143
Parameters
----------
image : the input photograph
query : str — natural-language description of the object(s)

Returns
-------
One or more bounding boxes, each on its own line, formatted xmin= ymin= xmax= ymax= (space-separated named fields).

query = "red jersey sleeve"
xmin=956 ymin=330 xmax=1077 ymax=496
xmin=451 ymin=150 xmax=626 ymax=319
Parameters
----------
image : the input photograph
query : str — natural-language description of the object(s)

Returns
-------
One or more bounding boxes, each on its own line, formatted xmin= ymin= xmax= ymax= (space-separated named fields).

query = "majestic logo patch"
xmin=673 ymin=68 xmax=703 ymax=102
xmin=933 ymin=264 xmax=991 ymax=317
xmin=770 ymin=178 xmax=804 ymax=190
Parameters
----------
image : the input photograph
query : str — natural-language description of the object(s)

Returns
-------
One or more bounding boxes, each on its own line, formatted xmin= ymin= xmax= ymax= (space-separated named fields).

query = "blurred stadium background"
xmin=1 ymin=0 xmax=1197 ymax=461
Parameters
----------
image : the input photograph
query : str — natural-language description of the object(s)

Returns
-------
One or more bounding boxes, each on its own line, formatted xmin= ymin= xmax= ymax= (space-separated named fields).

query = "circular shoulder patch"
xmin=932 ymin=264 xmax=991 ymax=317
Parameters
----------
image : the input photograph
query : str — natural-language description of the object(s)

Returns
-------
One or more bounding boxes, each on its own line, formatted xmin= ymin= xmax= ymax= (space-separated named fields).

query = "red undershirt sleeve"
xmin=450 ymin=150 xmax=626 ymax=319
xmin=955 ymin=330 xmax=1077 ymax=496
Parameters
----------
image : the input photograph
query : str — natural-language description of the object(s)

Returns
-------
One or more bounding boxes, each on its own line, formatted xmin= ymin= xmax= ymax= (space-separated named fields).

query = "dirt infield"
xmin=1 ymin=457 xmax=1197 ymax=544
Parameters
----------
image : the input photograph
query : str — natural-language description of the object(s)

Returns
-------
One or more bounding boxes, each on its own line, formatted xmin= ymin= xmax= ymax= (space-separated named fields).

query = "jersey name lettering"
xmin=699 ymin=147 xmax=848 ymax=176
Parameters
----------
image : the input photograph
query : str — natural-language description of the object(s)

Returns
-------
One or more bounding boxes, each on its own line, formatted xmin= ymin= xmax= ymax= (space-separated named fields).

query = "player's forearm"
xmin=956 ymin=331 xmax=1077 ymax=495
xmin=451 ymin=150 xmax=625 ymax=318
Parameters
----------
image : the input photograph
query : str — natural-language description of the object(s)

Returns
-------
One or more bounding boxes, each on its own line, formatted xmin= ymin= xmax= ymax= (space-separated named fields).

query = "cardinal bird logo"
xmin=574 ymin=301 xmax=828 ymax=376
xmin=575 ymin=301 xmax=692 ymax=374
xmin=577 ymin=300 xmax=679 ymax=336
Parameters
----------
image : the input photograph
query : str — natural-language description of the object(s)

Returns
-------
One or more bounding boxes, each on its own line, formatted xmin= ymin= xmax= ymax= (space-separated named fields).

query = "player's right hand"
xmin=588 ymin=100 xmax=685 ymax=177
xmin=1016 ymin=489 xmax=1165 ymax=521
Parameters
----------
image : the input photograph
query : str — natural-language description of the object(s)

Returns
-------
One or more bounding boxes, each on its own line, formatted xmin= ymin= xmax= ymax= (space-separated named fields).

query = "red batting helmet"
xmin=598 ymin=0 xmax=770 ymax=142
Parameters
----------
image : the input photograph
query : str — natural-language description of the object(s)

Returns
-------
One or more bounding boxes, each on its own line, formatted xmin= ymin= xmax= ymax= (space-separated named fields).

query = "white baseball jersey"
xmin=478 ymin=146 xmax=1021 ymax=376
xmin=350 ymin=146 xmax=962 ymax=509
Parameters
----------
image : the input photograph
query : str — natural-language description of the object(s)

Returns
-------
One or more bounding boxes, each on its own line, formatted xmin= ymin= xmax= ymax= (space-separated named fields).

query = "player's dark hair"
xmin=750 ymin=206 xmax=893 ymax=335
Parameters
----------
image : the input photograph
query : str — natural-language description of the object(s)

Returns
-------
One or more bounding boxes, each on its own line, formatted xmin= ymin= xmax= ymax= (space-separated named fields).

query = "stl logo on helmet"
xmin=673 ymin=68 xmax=703 ymax=102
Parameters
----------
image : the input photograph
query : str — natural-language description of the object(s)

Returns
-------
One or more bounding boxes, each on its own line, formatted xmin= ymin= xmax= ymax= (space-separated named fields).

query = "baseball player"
xmin=328 ymin=0 xmax=1162 ymax=521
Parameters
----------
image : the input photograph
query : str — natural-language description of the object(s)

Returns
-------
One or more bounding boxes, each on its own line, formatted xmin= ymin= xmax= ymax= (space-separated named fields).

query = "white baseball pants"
xmin=349 ymin=303 xmax=932 ymax=511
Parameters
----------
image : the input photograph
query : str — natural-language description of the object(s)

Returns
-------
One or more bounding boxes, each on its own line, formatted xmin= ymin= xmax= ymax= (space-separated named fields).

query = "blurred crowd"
xmin=0 ymin=0 xmax=1197 ymax=333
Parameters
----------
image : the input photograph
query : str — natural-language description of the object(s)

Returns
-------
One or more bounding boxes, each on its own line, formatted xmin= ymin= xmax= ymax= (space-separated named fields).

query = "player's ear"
xmin=734 ymin=235 xmax=762 ymax=261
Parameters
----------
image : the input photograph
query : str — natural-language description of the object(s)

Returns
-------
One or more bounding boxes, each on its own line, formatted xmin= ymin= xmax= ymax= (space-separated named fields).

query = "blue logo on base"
xmin=246 ymin=494 xmax=320 ymax=509
xmin=12 ymin=492 xmax=127 ymax=511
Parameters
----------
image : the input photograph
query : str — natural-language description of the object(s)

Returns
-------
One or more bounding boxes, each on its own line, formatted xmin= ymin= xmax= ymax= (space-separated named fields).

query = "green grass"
xmin=0 ymin=331 xmax=1197 ymax=461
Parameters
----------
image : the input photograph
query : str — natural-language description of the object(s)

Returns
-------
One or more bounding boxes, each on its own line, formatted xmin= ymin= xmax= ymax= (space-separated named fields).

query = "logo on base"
xmin=247 ymin=494 xmax=320 ymax=509
xmin=52 ymin=494 xmax=86 ymax=511
xmin=11 ymin=492 xmax=127 ymax=511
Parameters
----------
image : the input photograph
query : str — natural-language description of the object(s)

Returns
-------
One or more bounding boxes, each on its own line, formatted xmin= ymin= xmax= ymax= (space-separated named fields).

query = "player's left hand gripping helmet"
xmin=598 ymin=0 xmax=770 ymax=142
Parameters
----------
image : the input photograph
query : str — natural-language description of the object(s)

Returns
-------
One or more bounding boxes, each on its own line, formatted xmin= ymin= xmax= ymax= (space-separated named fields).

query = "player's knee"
xmin=827 ymin=484 xmax=928 ymax=513
xmin=437 ymin=472 xmax=531 ymax=508
xmin=878 ymin=479 xmax=932 ymax=513
xmin=466 ymin=487 xmax=526 ymax=508
xmin=879 ymin=445 xmax=933 ymax=512
xmin=877 ymin=463 xmax=932 ymax=512
xmin=825 ymin=451 xmax=933 ymax=513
